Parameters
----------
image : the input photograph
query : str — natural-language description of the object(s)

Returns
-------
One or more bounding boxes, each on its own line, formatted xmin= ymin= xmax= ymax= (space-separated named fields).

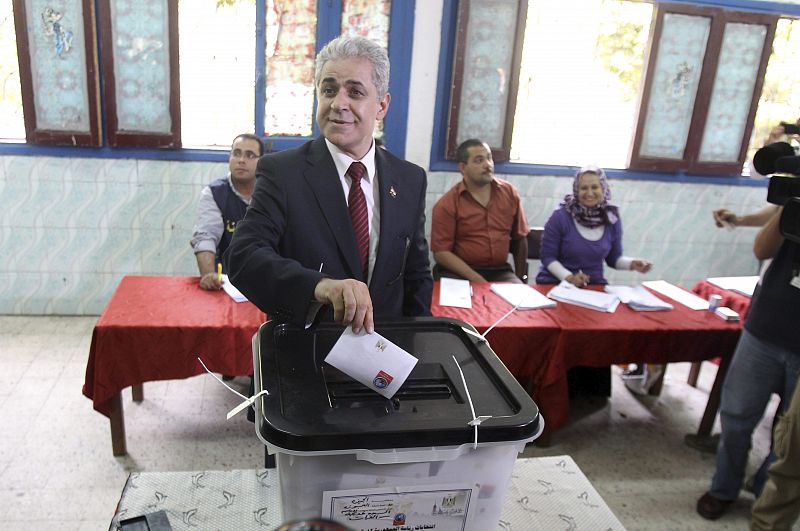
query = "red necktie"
xmin=347 ymin=161 xmax=369 ymax=280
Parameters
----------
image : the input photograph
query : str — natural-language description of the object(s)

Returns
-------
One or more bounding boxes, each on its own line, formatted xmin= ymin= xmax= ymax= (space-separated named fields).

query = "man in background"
xmin=191 ymin=134 xmax=264 ymax=290
xmin=431 ymin=139 xmax=529 ymax=283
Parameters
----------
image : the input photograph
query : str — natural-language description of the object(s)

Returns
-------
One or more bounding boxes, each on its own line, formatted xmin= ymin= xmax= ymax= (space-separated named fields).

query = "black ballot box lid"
xmin=253 ymin=316 xmax=540 ymax=452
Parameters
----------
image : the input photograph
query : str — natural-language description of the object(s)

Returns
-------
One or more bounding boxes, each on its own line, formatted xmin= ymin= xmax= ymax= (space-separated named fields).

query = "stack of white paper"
xmin=490 ymin=283 xmax=556 ymax=310
xmin=546 ymin=281 xmax=620 ymax=312
xmin=221 ymin=274 xmax=248 ymax=303
xmin=439 ymin=277 xmax=472 ymax=308
xmin=707 ymin=276 xmax=759 ymax=298
xmin=642 ymin=280 xmax=708 ymax=310
xmin=605 ymin=284 xmax=673 ymax=311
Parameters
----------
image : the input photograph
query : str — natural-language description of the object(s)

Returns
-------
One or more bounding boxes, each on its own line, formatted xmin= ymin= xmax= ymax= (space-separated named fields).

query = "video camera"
xmin=752 ymin=140 xmax=800 ymax=244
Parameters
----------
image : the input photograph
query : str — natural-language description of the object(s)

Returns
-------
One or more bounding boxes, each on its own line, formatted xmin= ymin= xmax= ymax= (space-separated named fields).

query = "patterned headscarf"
xmin=561 ymin=165 xmax=619 ymax=228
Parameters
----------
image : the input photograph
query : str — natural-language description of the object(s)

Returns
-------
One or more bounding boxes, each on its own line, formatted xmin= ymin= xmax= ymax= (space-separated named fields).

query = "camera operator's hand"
xmin=713 ymin=208 xmax=738 ymax=228
xmin=765 ymin=124 xmax=786 ymax=145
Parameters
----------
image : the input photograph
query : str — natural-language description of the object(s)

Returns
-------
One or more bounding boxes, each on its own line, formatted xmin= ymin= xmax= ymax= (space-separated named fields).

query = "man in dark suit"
xmin=228 ymin=35 xmax=432 ymax=334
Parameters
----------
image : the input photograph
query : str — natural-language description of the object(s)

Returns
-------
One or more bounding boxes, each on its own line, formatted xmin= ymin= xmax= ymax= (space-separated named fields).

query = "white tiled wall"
xmin=0 ymin=154 xmax=768 ymax=315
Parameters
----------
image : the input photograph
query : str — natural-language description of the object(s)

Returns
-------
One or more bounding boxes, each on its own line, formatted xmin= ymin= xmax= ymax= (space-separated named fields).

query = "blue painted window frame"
xmin=430 ymin=0 xmax=800 ymax=186
xmin=0 ymin=0 xmax=415 ymax=162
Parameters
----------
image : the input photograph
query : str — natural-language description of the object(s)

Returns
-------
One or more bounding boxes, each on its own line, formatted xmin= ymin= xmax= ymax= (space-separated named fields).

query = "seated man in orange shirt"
xmin=431 ymin=139 xmax=529 ymax=283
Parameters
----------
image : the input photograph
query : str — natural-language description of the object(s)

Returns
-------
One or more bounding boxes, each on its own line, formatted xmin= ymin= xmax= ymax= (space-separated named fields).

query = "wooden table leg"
xmin=132 ymin=383 xmax=144 ymax=402
xmin=687 ymin=361 xmax=702 ymax=387
xmin=109 ymin=392 xmax=128 ymax=456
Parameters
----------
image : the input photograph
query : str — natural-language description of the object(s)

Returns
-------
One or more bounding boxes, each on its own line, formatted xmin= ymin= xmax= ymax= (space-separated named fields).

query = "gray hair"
xmin=314 ymin=35 xmax=390 ymax=99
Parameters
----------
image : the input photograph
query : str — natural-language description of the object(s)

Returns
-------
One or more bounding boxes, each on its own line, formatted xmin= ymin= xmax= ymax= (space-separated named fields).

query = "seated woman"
xmin=536 ymin=165 xmax=652 ymax=396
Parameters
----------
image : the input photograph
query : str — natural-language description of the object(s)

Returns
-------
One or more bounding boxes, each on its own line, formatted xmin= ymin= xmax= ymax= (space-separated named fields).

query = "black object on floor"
xmin=119 ymin=509 xmax=173 ymax=530
xmin=568 ymin=366 xmax=611 ymax=398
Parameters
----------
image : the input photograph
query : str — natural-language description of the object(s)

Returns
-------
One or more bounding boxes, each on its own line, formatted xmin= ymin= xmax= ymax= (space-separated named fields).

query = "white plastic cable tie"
xmin=196 ymin=357 xmax=268 ymax=420
xmin=452 ymin=355 xmax=492 ymax=449
xmin=481 ymin=299 xmax=522 ymax=340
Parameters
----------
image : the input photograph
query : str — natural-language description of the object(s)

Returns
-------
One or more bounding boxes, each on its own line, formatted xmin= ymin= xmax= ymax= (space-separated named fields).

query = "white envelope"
xmin=324 ymin=328 xmax=418 ymax=399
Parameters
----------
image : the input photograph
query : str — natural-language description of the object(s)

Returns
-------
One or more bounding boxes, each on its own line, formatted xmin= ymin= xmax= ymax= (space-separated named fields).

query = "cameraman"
xmin=697 ymin=206 xmax=800 ymax=521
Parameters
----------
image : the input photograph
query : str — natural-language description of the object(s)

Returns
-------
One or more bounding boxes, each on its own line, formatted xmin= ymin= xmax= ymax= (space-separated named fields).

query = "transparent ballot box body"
xmin=253 ymin=317 xmax=542 ymax=530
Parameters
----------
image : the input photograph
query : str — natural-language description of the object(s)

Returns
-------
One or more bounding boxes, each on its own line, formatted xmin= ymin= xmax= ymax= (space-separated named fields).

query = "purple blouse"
xmin=535 ymin=206 xmax=623 ymax=285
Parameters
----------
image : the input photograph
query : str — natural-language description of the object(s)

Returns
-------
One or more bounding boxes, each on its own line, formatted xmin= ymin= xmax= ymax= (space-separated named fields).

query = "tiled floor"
xmin=0 ymin=315 xmax=794 ymax=530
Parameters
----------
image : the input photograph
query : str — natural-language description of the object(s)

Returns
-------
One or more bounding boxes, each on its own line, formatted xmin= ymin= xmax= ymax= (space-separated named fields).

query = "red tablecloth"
xmin=432 ymin=282 xmax=743 ymax=432
xmin=83 ymin=276 xmax=266 ymax=416
xmin=431 ymin=282 xmax=561 ymax=396
xmin=692 ymin=279 xmax=753 ymax=320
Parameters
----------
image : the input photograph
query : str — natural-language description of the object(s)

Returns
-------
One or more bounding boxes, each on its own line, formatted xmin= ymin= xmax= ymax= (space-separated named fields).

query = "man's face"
xmin=459 ymin=144 xmax=494 ymax=187
xmin=316 ymin=57 xmax=390 ymax=160
xmin=228 ymin=137 xmax=260 ymax=182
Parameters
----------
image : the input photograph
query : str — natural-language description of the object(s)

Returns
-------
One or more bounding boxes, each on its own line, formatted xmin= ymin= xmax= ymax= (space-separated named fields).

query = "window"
xmin=179 ymin=0 xmax=256 ymax=148
xmin=512 ymin=0 xmax=653 ymax=168
xmin=0 ymin=1 xmax=24 ymax=141
xmin=3 ymin=0 xmax=411 ymax=157
xmin=439 ymin=0 xmax=800 ymax=178
xmin=629 ymin=4 xmax=776 ymax=175
xmin=12 ymin=0 xmax=101 ymax=146
xmin=745 ymin=17 xmax=800 ymax=166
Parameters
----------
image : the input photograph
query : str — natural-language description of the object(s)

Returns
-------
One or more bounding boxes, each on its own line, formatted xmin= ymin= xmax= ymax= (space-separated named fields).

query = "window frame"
xmin=1 ymin=0 xmax=415 ymax=160
xmin=97 ymin=0 xmax=182 ymax=148
xmin=431 ymin=0 xmax=800 ymax=184
xmin=445 ymin=0 xmax=527 ymax=162
xmin=12 ymin=0 xmax=102 ymax=146
xmin=628 ymin=3 xmax=777 ymax=174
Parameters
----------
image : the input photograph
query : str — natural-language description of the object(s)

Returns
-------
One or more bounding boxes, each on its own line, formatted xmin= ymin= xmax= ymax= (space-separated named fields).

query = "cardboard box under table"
xmin=252 ymin=317 xmax=543 ymax=530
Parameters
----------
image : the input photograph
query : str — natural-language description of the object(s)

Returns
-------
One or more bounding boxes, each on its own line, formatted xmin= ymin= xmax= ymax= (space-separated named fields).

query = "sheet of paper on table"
xmin=546 ymin=281 xmax=619 ymax=312
xmin=490 ymin=283 xmax=556 ymax=310
xmin=605 ymin=284 xmax=674 ymax=311
xmin=439 ymin=277 xmax=472 ymax=308
xmin=707 ymin=275 xmax=759 ymax=298
xmin=221 ymin=274 xmax=248 ymax=302
xmin=642 ymin=280 xmax=708 ymax=310
xmin=324 ymin=328 xmax=418 ymax=399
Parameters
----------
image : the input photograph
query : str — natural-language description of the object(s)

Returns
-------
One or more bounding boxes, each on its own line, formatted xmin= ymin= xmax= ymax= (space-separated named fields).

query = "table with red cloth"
xmin=692 ymin=279 xmax=753 ymax=319
xmin=82 ymin=276 xmax=265 ymax=456
xmin=432 ymin=281 xmax=743 ymax=435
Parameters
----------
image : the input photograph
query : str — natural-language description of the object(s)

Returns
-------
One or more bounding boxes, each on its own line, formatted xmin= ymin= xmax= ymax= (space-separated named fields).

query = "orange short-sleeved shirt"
xmin=431 ymin=178 xmax=529 ymax=268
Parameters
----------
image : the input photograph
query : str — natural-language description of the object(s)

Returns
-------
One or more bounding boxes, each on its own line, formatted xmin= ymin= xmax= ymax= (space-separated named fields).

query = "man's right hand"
xmin=199 ymin=272 xmax=223 ymax=290
xmin=314 ymin=278 xmax=374 ymax=334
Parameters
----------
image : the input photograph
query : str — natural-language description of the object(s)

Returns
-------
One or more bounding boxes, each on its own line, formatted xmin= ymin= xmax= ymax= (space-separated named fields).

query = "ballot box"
xmin=252 ymin=317 xmax=543 ymax=531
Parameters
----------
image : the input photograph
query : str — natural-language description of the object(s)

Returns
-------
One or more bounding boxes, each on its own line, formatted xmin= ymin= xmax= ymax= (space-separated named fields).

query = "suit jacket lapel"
xmin=303 ymin=137 xmax=362 ymax=279
xmin=374 ymin=149 xmax=399 ymax=281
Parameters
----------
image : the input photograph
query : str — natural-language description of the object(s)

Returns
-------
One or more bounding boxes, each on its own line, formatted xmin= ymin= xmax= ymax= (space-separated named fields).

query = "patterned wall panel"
xmin=456 ymin=0 xmax=519 ymax=147
xmin=698 ymin=22 xmax=767 ymax=163
xmin=109 ymin=0 xmax=172 ymax=133
xmin=24 ymin=0 xmax=91 ymax=131
xmin=639 ymin=13 xmax=710 ymax=159
xmin=0 ymin=155 xmax=767 ymax=315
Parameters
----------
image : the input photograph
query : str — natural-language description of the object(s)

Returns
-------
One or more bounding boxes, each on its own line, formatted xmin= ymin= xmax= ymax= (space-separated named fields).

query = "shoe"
xmin=696 ymin=491 xmax=732 ymax=520
xmin=621 ymin=363 xmax=645 ymax=380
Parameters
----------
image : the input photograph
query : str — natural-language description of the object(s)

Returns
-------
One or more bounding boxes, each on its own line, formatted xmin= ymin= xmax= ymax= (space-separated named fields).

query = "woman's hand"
xmin=631 ymin=260 xmax=652 ymax=273
xmin=566 ymin=271 xmax=590 ymax=287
